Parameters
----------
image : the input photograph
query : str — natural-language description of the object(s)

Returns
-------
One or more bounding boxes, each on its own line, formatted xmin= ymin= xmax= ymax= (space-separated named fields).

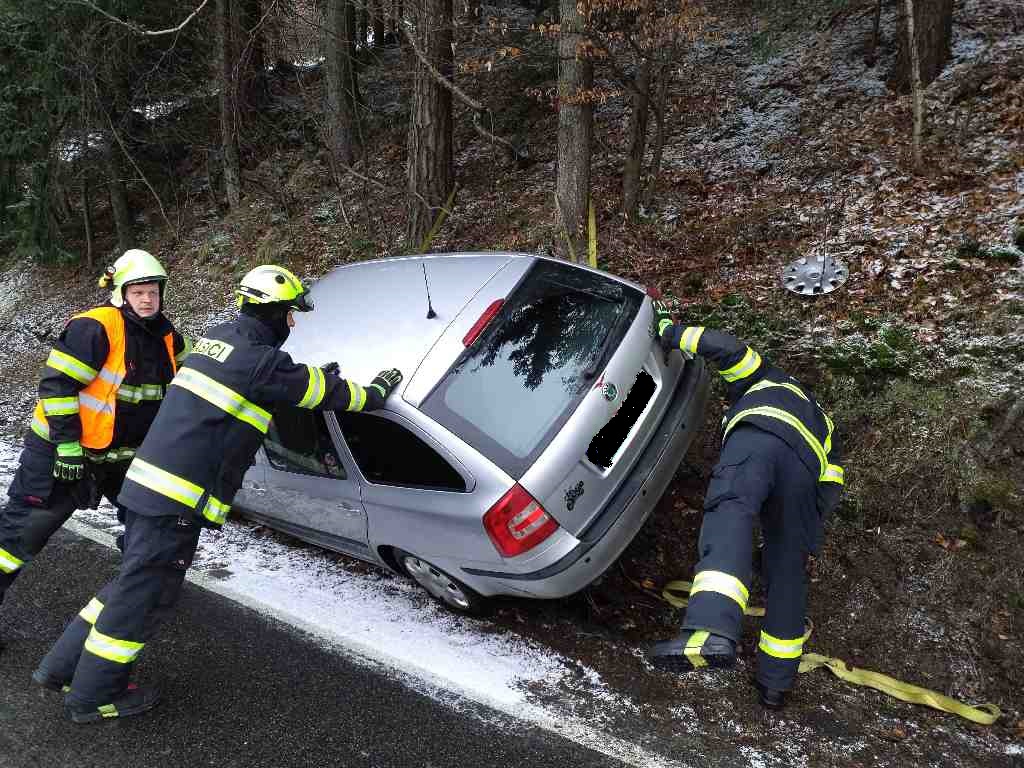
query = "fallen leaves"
xmin=932 ymin=532 xmax=969 ymax=551
xmin=878 ymin=727 xmax=907 ymax=742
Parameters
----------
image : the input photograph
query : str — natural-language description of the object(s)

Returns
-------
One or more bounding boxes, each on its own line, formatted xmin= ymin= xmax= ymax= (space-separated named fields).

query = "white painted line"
xmin=63 ymin=518 xmax=692 ymax=768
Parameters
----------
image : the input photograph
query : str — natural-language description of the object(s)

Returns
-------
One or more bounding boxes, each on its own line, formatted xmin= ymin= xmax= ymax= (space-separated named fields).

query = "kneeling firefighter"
xmin=0 ymin=250 xmax=188 ymax=654
xmin=34 ymin=264 xmax=404 ymax=724
xmin=648 ymin=300 xmax=844 ymax=709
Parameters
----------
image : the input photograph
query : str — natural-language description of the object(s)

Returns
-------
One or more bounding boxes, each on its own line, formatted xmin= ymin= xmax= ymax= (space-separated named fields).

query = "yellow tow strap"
xmin=658 ymin=580 xmax=1001 ymax=725
xmin=663 ymin=580 xmax=764 ymax=616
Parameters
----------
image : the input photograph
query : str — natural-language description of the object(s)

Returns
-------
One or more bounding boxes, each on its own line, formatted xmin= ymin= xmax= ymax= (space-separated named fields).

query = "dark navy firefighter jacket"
xmin=118 ymin=312 xmax=386 ymax=527
xmin=662 ymin=325 xmax=845 ymax=529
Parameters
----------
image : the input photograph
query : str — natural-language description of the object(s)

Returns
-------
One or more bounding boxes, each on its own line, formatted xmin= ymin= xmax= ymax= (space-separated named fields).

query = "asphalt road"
xmin=0 ymin=529 xmax=626 ymax=768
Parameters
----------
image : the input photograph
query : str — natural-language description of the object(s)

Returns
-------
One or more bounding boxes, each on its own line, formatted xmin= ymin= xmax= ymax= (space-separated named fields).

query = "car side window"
xmin=336 ymin=412 xmax=466 ymax=492
xmin=265 ymin=408 xmax=346 ymax=479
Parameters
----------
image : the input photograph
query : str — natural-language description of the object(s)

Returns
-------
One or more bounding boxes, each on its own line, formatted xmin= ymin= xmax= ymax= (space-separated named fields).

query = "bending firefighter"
xmin=34 ymin=265 xmax=404 ymax=724
xmin=0 ymin=250 xmax=189 ymax=653
xmin=648 ymin=301 xmax=844 ymax=709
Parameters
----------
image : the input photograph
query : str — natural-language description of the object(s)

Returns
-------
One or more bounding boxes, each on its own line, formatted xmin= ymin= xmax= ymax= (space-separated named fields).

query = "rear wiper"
xmin=582 ymin=306 xmax=627 ymax=379
xmin=583 ymin=333 xmax=613 ymax=379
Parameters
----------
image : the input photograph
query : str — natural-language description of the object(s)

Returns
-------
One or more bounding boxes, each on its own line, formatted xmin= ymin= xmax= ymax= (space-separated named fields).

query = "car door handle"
xmin=337 ymin=504 xmax=362 ymax=514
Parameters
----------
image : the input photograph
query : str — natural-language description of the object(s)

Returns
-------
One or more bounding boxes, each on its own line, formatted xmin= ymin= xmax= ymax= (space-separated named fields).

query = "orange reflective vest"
xmin=33 ymin=307 xmax=177 ymax=450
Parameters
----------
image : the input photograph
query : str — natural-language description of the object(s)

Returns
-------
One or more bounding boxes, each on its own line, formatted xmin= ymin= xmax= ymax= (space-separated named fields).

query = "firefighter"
xmin=34 ymin=264 xmax=404 ymax=724
xmin=647 ymin=301 xmax=844 ymax=709
xmin=0 ymin=250 xmax=189 ymax=654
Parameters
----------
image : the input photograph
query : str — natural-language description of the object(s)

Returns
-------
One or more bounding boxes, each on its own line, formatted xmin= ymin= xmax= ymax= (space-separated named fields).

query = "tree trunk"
xmin=218 ymin=0 xmax=243 ymax=208
xmin=0 ymin=157 xmax=12 ymax=227
xmin=464 ymin=0 xmax=480 ymax=23
xmin=51 ymin=175 xmax=72 ymax=224
xmin=905 ymin=0 xmax=925 ymax=170
xmin=555 ymin=0 xmax=592 ymax=261
xmin=237 ymin=0 xmax=268 ymax=110
xmin=82 ymin=165 xmax=94 ymax=268
xmin=646 ymin=67 xmax=670 ymax=205
xmin=622 ymin=58 xmax=651 ymax=222
xmin=371 ymin=0 xmax=385 ymax=46
xmin=866 ymin=0 xmax=882 ymax=67
xmin=324 ymin=0 xmax=359 ymax=170
xmin=891 ymin=0 xmax=953 ymax=90
xmin=347 ymin=1 xmax=363 ymax=105
xmin=358 ymin=1 xmax=369 ymax=48
xmin=106 ymin=148 xmax=133 ymax=253
xmin=405 ymin=0 xmax=454 ymax=248
xmin=392 ymin=0 xmax=404 ymax=37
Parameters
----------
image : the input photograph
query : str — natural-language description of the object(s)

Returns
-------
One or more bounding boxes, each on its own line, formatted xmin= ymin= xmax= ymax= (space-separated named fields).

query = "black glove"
xmin=53 ymin=442 xmax=85 ymax=482
xmin=369 ymin=368 xmax=403 ymax=400
xmin=71 ymin=468 xmax=101 ymax=510
xmin=321 ymin=361 xmax=341 ymax=377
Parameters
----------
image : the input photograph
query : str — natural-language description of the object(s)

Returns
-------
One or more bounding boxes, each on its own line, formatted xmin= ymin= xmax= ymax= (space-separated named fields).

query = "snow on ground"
xmin=8 ymin=436 xmax=1017 ymax=765
xmin=0 ymin=440 xmax=690 ymax=768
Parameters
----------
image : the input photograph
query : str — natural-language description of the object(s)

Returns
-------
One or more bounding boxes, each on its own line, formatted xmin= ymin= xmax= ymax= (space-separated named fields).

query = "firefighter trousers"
xmin=682 ymin=425 xmax=820 ymax=691
xmin=0 ymin=455 xmax=128 ymax=606
xmin=37 ymin=510 xmax=200 ymax=707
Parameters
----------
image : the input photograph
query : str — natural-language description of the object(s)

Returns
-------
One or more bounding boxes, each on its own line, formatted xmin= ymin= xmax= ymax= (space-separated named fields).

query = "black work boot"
xmin=32 ymin=666 xmax=70 ymax=694
xmin=649 ymin=629 xmax=736 ymax=673
xmin=64 ymin=686 xmax=161 ymax=724
xmin=754 ymin=680 xmax=787 ymax=710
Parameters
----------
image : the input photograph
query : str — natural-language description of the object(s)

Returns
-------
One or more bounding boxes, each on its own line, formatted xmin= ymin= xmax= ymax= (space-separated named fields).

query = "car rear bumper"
xmin=460 ymin=356 xmax=710 ymax=598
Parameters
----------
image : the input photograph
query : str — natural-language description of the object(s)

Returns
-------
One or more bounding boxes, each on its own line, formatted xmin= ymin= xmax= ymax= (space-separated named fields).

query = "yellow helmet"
xmin=236 ymin=265 xmax=314 ymax=312
xmin=99 ymin=249 xmax=168 ymax=307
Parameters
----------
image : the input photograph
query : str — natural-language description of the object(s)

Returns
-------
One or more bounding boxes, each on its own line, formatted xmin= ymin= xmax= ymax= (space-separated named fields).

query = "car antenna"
xmin=422 ymin=263 xmax=437 ymax=319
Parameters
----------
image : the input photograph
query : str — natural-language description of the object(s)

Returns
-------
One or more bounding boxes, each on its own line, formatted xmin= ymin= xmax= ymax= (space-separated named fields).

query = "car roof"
xmin=283 ymin=252 xmax=528 ymax=388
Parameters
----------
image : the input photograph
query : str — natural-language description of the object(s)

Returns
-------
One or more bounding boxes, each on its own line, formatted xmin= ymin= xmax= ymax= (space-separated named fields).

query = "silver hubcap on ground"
xmin=402 ymin=556 xmax=471 ymax=610
xmin=782 ymin=253 xmax=849 ymax=296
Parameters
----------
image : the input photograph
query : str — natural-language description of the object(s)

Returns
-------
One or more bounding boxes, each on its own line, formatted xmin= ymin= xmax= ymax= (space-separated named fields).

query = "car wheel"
xmin=394 ymin=549 xmax=488 ymax=616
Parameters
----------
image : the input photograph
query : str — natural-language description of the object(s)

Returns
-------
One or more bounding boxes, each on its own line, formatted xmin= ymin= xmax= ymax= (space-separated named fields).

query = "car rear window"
xmin=422 ymin=258 xmax=643 ymax=478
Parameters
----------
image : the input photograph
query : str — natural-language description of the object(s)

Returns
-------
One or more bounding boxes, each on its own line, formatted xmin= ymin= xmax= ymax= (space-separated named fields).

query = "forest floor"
xmin=1 ymin=0 xmax=1022 ymax=764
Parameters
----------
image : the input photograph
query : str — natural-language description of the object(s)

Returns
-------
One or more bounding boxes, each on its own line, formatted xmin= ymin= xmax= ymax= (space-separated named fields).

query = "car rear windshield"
xmin=422 ymin=258 xmax=643 ymax=478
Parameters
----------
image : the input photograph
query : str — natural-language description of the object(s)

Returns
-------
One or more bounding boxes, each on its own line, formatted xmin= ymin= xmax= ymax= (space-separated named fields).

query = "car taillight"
xmin=463 ymin=299 xmax=504 ymax=347
xmin=483 ymin=484 xmax=559 ymax=557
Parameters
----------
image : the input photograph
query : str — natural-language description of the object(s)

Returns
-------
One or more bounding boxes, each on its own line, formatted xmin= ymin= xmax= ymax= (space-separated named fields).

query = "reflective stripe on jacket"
xmin=117 ymin=312 xmax=387 ymax=527
xmin=31 ymin=307 xmax=177 ymax=450
xmin=664 ymin=325 xmax=844 ymax=491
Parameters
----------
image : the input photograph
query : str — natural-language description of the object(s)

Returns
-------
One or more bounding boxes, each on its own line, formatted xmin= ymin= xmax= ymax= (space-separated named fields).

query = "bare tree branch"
xmin=94 ymin=81 xmax=175 ymax=236
xmin=72 ymin=0 xmax=211 ymax=37
xmin=400 ymin=21 xmax=527 ymax=163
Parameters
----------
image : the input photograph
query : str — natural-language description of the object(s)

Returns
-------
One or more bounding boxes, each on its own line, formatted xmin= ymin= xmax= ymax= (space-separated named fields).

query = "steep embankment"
xmin=0 ymin=0 xmax=1021 ymax=761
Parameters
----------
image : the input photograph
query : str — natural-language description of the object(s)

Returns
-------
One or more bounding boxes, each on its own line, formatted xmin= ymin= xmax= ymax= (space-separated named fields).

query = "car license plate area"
xmin=586 ymin=370 xmax=656 ymax=469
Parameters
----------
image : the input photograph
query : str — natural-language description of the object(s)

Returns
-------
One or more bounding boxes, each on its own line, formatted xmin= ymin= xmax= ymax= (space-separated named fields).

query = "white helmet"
xmin=99 ymin=249 xmax=168 ymax=307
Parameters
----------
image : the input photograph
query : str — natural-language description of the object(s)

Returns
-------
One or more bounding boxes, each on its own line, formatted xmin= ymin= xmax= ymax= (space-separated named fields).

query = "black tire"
xmin=393 ymin=548 xmax=489 ymax=617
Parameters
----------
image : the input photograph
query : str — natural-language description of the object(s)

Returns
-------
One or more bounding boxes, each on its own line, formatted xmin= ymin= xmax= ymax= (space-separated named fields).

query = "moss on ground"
xmin=821 ymin=318 xmax=924 ymax=389
xmin=672 ymin=292 xmax=800 ymax=357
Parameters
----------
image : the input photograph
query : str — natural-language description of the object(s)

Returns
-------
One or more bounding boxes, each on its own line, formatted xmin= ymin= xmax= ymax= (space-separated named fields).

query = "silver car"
xmin=234 ymin=253 xmax=710 ymax=613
